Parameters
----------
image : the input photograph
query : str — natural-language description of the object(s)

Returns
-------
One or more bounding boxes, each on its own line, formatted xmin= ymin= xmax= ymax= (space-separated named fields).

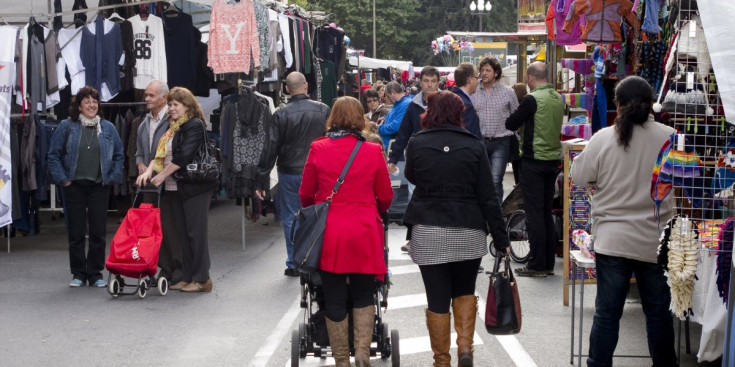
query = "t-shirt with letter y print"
xmin=208 ymin=0 xmax=261 ymax=74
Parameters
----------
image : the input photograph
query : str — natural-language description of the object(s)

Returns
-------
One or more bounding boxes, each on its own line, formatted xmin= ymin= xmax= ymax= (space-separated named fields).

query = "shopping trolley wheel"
xmin=391 ymin=329 xmax=400 ymax=366
xmin=291 ymin=328 xmax=301 ymax=366
xmin=157 ymin=276 xmax=168 ymax=296
xmin=137 ymin=278 xmax=147 ymax=299
xmin=108 ymin=277 xmax=120 ymax=298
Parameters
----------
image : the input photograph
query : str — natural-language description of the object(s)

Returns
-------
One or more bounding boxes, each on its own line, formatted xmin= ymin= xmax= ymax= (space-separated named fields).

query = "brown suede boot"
xmin=325 ymin=316 xmax=351 ymax=367
xmin=353 ymin=306 xmax=375 ymax=366
xmin=452 ymin=295 xmax=478 ymax=367
xmin=426 ymin=309 xmax=451 ymax=367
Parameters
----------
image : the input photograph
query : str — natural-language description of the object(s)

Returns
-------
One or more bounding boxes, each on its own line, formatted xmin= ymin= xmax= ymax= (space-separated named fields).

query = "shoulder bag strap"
xmin=327 ymin=140 xmax=362 ymax=201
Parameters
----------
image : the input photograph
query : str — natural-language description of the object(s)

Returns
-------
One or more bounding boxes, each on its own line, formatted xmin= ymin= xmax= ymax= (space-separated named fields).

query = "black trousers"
xmin=520 ymin=158 xmax=559 ymax=272
xmin=319 ymin=271 xmax=375 ymax=322
xmin=168 ymin=189 xmax=211 ymax=283
xmin=419 ymin=258 xmax=481 ymax=314
xmin=62 ymin=181 xmax=109 ymax=283
xmin=159 ymin=191 xmax=184 ymax=283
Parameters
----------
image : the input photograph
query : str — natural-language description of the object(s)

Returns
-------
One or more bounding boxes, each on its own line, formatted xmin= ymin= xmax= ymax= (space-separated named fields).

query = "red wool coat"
xmin=300 ymin=135 xmax=394 ymax=275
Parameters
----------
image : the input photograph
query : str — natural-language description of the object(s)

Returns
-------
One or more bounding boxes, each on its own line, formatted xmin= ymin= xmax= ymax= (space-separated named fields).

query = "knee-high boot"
xmin=325 ymin=317 xmax=351 ymax=367
xmin=426 ymin=309 xmax=451 ymax=367
xmin=353 ymin=305 xmax=375 ymax=366
xmin=452 ymin=295 xmax=478 ymax=367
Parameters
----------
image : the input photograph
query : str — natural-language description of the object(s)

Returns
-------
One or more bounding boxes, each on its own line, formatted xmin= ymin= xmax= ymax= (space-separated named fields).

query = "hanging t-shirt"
xmin=128 ymin=14 xmax=168 ymax=88
xmin=58 ymin=28 xmax=87 ymax=95
xmin=208 ymin=0 xmax=260 ymax=74
xmin=15 ymin=23 xmax=65 ymax=111
xmin=162 ymin=11 xmax=195 ymax=89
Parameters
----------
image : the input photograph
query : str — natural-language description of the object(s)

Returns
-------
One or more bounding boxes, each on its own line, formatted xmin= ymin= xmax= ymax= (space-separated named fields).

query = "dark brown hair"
xmin=327 ymin=96 xmax=366 ymax=131
xmin=454 ymin=63 xmax=476 ymax=88
xmin=479 ymin=57 xmax=502 ymax=81
xmin=69 ymin=86 xmax=101 ymax=121
xmin=420 ymin=91 xmax=464 ymax=130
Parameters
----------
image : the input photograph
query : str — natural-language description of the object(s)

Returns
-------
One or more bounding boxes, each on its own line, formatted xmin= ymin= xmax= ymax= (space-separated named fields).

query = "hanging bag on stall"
xmin=485 ymin=255 xmax=523 ymax=335
xmin=291 ymin=140 xmax=362 ymax=274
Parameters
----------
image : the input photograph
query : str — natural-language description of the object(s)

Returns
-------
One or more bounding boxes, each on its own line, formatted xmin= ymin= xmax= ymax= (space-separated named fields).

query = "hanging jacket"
xmin=563 ymin=0 xmax=639 ymax=44
xmin=546 ymin=0 xmax=585 ymax=46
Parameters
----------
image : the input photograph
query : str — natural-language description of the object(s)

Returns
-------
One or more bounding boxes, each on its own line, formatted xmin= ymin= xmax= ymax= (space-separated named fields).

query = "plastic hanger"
xmin=108 ymin=12 xmax=125 ymax=22
xmin=163 ymin=1 xmax=180 ymax=17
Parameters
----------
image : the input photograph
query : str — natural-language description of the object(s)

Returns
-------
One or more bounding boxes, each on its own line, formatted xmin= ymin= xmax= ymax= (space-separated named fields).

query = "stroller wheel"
xmin=108 ymin=277 xmax=120 ymax=298
xmin=157 ymin=276 xmax=168 ymax=296
xmin=291 ymin=329 xmax=301 ymax=366
xmin=390 ymin=329 xmax=400 ymax=366
xmin=507 ymin=210 xmax=531 ymax=263
xmin=136 ymin=278 xmax=147 ymax=299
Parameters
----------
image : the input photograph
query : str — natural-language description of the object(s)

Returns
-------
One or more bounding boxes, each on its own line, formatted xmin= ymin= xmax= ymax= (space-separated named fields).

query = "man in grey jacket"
xmin=136 ymin=80 xmax=170 ymax=176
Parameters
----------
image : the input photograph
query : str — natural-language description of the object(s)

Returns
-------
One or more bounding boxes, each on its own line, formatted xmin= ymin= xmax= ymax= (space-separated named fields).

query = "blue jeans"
xmin=277 ymin=173 xmax=302 ymax=269
xmin=484 ymin=137 xmax=509 ymax=201
xmin=587 ymin=253 xmax=677 ymax=367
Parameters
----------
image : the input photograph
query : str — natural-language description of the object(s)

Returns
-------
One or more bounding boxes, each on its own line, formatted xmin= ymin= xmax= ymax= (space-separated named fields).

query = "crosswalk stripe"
xmin=476 ymin=291 xmax=538 ymax=367
xmin=387 ymin=251 xmax=411 ymax=261
xmin=388 ymin=264 xmax=420 ymax=275
xmin=285 ymin=332 xmax=484 ymax=366
xmin=386 ymin=293 xmax=426 ymax=310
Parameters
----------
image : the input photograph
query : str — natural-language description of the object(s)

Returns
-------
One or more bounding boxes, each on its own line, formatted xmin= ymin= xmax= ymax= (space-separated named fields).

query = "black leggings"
xmin=320 ymin=271 xmax=375 ymax=322
xmin=419 ymin=258 xmax=482 ymax=314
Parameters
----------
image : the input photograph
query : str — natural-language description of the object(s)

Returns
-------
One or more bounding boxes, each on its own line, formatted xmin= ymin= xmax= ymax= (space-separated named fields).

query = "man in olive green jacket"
xmin=505 ymin=62 xmax=563 ymax=277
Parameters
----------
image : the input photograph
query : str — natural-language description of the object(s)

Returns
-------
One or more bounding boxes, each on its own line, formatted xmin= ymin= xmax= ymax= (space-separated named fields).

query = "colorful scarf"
xmin=151 ymin=114 xmax=191 ymax=173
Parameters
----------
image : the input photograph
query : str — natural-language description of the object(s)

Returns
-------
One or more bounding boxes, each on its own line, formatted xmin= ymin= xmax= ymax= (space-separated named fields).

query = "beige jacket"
xmin=570 ymin=116 xmax=675 ymax=263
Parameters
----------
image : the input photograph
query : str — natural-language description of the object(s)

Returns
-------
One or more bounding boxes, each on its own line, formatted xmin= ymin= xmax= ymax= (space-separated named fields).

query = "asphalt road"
xmin=0 ymin=173 xmax=717 ymax=366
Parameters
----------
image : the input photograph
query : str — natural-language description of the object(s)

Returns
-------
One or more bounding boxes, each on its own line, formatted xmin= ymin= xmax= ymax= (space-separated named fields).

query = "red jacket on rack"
xmin=299 ymin=134 xmax=393 ymax=275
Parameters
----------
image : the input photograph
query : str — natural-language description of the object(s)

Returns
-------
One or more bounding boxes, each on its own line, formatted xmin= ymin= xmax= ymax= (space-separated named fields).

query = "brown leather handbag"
xmin=485 ymin=255 xmax=522 ymax=335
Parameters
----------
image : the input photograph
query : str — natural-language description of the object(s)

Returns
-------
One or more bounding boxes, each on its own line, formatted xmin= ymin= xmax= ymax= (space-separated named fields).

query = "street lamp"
xmin=469 ymin=1 xmax=493 ymax=32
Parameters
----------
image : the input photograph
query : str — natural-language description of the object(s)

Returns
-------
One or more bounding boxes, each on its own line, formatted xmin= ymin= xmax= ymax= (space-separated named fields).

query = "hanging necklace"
xmin=83 ymin=127 xmax=96 ymax=150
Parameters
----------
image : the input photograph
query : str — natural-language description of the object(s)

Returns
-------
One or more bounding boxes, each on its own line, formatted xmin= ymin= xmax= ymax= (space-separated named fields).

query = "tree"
xmin=308 ymin=0 xmax=517 ymax=65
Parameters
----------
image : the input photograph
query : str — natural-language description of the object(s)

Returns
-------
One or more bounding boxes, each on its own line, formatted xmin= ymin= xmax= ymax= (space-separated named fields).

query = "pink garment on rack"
xmin=208 ymin=0 xmax=260 ymax=74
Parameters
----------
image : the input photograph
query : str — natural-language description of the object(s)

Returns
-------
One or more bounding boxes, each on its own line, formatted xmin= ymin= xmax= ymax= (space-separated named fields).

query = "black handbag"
xmin=485 ymin=255 xmax=522 ymax=335
xmin=291 ymin=140 xmax=363 ymax=274
xmin=172 ymin=128 xmax=220 ymax=184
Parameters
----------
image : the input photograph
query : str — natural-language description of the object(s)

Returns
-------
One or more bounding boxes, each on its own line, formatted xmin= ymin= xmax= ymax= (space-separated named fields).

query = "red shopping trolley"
xmin=105 ymin=187 xmax=168 ymax=299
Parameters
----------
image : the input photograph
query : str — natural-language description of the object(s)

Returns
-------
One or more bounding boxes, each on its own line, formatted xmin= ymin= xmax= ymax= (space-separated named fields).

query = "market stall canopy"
xmin=698 ymin=0 xmax=735 ymax=123
xmin=349 ymin=56 xmax=411 ymax=71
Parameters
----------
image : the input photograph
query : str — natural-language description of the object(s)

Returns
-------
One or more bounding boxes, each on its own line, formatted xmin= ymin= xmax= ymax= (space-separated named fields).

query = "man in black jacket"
xmin=451 ymin=62 xmax=482 ymax=138
xmin=256 ymin=72 xmax=330 ymax=277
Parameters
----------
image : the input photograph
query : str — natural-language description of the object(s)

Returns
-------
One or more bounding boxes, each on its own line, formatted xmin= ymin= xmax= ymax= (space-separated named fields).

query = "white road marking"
xmin=476 ymin=291 xmax=539 ymax=367
xmin=386 ymin=293 xmax=427 ymax=310
xmin=285 ymin=332 xmax=483 ymax=366
xmin=388 ymin=251 xmax=412 ymax=261
xmin=389 ymin=264 xmax=420 ymax=275
xmin=250 ymin=295 xmax=302 ymax=367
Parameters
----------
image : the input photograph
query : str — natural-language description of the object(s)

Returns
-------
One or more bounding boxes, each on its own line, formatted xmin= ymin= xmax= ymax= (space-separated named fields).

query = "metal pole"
xmin=372 ymin=0 xmax=376 ymax=58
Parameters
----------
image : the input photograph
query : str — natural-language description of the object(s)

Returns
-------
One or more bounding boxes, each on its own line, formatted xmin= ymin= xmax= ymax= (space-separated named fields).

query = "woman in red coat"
xmin=300 ymin=96 xmax=394 ymax=367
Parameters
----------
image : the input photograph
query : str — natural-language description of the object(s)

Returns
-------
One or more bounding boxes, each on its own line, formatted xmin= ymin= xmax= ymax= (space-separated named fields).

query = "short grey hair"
xmin=286 ymin=72 xmax=307 ymax=92
xmin=149 ymin=80 xmax=169 ymax=97
xmin=527 ymin=62 xmax=548 ymax=81
xmin=385 ymin=81 xmax=403 ymax=95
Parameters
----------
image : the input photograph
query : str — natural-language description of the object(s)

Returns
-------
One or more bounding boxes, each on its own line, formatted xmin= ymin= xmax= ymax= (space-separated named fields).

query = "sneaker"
xmin=544 ymin=269 xmax=555 ymax=276
xmin=515 ymin=266 xmax=547 ymax=278
xmin=91 ymin=279 xmax=108 ymax=288
xmin=284 ymin=268 xmax=300 ymax=277
xmin=400 ymin=241 xmax=410 ymax=252
xmin=69 ymin=279 xmax=84 ymax=287
xmin=477 ymin=265 xmax=485 ymax=273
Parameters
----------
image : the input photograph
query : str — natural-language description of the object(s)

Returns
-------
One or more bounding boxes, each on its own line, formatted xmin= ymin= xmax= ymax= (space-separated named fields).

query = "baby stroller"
xmin=290 ymin=213 xmax=400 ymax=366
xmin=105 ymin=187 xmax=168 ymax=299
xmin=490 ymin=185 xmax=531 ymax=263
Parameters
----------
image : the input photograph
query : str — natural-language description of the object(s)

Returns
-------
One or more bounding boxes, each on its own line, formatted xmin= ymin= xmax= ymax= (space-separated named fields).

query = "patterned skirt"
xmin=409 ymin=224 xmax=488 ymax=266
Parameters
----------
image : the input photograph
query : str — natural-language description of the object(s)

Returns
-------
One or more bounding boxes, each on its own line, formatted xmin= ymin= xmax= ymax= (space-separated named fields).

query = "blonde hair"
xmin=167 ymin=87 xmax=205 ymax=123
xmin=326 ymin=97 xmax=366 ymax=131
